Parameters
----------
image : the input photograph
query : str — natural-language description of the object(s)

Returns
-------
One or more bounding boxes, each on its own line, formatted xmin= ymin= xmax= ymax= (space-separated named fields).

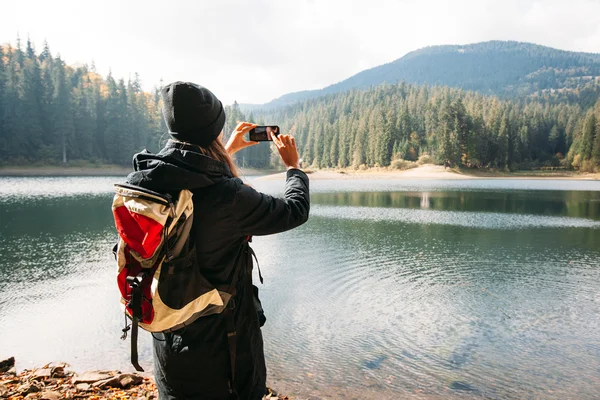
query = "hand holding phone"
xmin=273 ymin=133 xmax=300 ymax=170
xmin=249 ymin=126 xmax=280 ymax=142
xmin=225 ymin=122 xmax=259 ymax=156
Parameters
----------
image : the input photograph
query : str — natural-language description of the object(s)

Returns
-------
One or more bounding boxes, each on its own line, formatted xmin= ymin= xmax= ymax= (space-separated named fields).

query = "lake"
xmin=1 ymin=176 xmax=599 ymax=399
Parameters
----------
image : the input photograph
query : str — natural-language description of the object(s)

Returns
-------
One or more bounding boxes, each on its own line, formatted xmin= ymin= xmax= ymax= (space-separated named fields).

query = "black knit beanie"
xmin=160 ymin=81 xmax=226 ymax=147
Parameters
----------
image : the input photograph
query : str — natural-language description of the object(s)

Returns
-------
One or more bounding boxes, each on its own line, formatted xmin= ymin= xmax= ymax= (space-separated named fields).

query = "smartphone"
xmin=249 ymin=126 xmax=280 ymax=142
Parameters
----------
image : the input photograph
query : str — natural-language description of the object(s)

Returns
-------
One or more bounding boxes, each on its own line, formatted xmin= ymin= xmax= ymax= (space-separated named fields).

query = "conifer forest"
xmin=1 ymin=39 xmax=599 ymax=172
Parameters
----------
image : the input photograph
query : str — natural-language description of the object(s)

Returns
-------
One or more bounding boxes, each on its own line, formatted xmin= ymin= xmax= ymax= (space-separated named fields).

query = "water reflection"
xmin=311 ymin=191 xmax=600 ymax=220
xmin=311 ymin=205 xmax=600 ymax=230
xmin=421 ymin=193 xmax=430 ymax=209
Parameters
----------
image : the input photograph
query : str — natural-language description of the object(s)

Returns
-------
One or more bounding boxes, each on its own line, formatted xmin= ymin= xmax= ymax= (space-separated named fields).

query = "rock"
xmin=0 ymin=357 xmax=15 ymax=373
xmin=75 ymin=383 xmax=91 ymax=391
xmin=32 ymin=368 xmax=52 ymax=381
xmin=0 ymin=384 xmax=9 ymax=397
xmin=72 ymin=371 xmax=114 ymax=384
xmin=0 ymin=379 xmax=12 ymax=386
xmin=18 ymin=382 xmax=42 ymax=394
xmin=50 ymin=366 xmax=65 ymax=378
xmin=118 ymin=373 xmax=143 ymax=388
xmin=98 ymin=369 xmax=121 ymax=375
xmin=91 ymin=376 xmax=121 ymax=389
xmin=40 ymin=390 xmax=61 ymax=400
xmin=0 ymin=377 xmax=19 ymax=385
xmin=90 ymin=373 xmax=143 ymax=389
xmin=24 ymin=393 xmax=39 ymax=400
xmin=41 ymin=378 xmax=59 ymax=386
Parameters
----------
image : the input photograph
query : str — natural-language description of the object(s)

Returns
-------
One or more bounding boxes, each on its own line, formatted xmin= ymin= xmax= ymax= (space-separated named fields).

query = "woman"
xmin=125 ymin=81 xmax=310 ymax=399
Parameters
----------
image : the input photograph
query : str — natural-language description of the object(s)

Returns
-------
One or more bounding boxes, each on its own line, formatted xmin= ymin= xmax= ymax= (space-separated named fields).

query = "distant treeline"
xmin=1 ymin=38 xmax=599 ymax=171
xmin=250 ymin=83 xmax=600 ymax=171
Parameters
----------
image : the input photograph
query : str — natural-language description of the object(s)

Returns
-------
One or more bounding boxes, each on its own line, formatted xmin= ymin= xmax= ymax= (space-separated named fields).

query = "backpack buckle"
xmin=126 ymin=276 xmax=139 ymax=287
xmin=227 ymin=297 xmax=236 ymax=310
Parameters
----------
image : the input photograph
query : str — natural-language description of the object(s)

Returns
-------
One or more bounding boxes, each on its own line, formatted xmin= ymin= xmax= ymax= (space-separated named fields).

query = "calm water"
xmin=1 ymin=176 xmax=599 ymax=399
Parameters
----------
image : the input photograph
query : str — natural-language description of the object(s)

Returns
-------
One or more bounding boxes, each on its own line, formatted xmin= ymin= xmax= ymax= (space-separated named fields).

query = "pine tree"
xmin=40 ymin=52 xmax=55 ymax=149
xmin=117 ymin=78 xmax=132 ymax=163
xmin=548 ymin=125 xmax=562 ymax=155
xmin=581 ymin=110 xmax=595 ymax=160
xmin=0 ymin=46 xmax=6 ymax=158
xmin=52 ymin=56 xmax=74 ymax=163
xmin=321 ymin=123 xmax=331 ymax=168
xmin=4 ymin=46 xmax=27 ymax=159
xmin=127 ymin=76 xmax=142 ymax=152
xmin=39 ymin=40 xmax=51 ymax=63
xmin=497 ymin=111 xmax=509 ymax=168
xmin=374 ymin=108 xmax=392 ymax=166
xmin=593 ymin=100 xmax=600 ymax=167
xmin=302 ymin=118 xmax=315 ymax=166
xmin=15 ymin=35 xmax=24 ymax=68
xmin=352 ymin=118 xmax=367 ymax=168
xmin=21 ymin=38 xmax=44 ymax=152
xmin=94 ymin=76 xmax=107 ymax=158
xmin=589 ymin=101 xmax=600 ymax=167
xmin=311 ymin=122 xmax=323 ymax=168
xmin=72 ymin=72 xmax=95 ymax=159
xmin=437 ymin=98 xmax=460 ymax=165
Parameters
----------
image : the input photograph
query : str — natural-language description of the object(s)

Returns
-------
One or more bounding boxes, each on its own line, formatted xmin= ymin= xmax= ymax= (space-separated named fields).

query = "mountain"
xmin=252 ymin=40 xmax=600 ymax=109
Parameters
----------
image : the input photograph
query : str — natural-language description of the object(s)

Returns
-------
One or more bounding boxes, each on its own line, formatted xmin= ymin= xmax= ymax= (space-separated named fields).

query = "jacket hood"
xmin=126 ymin=140 xmax=232 ymax=192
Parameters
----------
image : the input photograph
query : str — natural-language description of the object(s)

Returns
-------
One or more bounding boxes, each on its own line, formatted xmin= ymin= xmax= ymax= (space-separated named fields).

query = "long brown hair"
xmin=194 ymin=138 xmax=240 ymax=178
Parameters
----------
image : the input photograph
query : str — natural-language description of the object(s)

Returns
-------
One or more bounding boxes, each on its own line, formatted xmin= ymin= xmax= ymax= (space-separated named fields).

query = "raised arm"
xmin=233 ymin=169 xmax=309 ymax=236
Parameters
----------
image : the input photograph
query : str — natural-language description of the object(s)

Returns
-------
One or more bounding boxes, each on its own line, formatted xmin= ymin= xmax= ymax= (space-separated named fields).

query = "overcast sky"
xmin=2 ymin=0 xmax=600 ymax=105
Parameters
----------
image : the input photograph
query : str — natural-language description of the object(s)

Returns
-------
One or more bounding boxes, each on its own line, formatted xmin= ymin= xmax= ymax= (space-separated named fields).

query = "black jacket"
xmin=126 ymin=140 xmax=310 ymax=400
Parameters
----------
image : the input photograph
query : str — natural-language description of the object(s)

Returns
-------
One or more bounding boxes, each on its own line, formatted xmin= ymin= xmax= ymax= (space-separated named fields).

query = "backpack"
xmin=111 ymin=183 xmax=246 ymax=374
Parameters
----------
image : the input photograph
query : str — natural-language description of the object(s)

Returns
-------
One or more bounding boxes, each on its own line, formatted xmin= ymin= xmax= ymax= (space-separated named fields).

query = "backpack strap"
xmin=224 ymin=301 xmax=237 ymax=396
xmin=248 ymin=246 xmax=263 ymax=284
xmin=224 ymin=237 xmax=253 ymax=396
xmin=246 ymin=236 xmax=263 ymax=284
xmin=126 ymin=275 xmax=145 ymax=372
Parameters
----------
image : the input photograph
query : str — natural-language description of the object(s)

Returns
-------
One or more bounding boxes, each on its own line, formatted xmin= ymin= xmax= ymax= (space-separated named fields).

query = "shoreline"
xmin=258 ymin=164 xmax=600 ymax=181
xmin=1 ymin=164 xmax=599 ymax=180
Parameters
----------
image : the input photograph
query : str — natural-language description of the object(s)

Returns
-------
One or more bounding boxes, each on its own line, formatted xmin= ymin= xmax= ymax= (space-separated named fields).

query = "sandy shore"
xmin=258 ymin=165 xmax=600 ymax=181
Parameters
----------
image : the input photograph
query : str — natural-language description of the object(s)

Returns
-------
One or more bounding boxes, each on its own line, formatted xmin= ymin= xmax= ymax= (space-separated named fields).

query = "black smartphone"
xmin=249 ymin=126 xmax=280 ymax=142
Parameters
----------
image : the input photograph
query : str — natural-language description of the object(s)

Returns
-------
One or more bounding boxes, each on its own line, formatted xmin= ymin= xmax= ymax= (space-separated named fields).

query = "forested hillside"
xmin=0 ymin=39 xmax=166 ymax=166
xmin=242 ymin=82 xmax=600 ymax=172
xmin=1 ymin=38 xmax=599 ymax=172
xmin=0 ymin=38 xmax=275 ymax=167
xmin=258 ymin=41 xmax=600 ymax=109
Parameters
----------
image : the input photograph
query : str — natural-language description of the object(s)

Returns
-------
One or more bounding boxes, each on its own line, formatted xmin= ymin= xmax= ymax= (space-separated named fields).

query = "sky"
xmin=2 ymin=0 xmax=600 ymax=105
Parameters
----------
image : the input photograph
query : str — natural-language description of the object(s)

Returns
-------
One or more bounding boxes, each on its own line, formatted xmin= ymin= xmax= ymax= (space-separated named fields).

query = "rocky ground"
xmin=0 ymin=358 xmax=287 ymax=400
